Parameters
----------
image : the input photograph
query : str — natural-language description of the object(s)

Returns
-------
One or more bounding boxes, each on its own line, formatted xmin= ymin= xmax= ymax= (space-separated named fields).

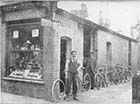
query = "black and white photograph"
xmin=0 ymin=0 xmax=140 ymax=104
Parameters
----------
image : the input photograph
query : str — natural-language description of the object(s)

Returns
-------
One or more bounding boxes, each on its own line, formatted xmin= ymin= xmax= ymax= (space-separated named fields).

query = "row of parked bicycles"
xmin=51 ymin=64 xmax=132 ymax=102
xmin=93 ymin=64 xmax=132 ymax=90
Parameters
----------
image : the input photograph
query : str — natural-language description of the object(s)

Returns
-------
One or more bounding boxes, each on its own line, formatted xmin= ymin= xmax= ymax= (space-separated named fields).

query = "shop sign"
xmin=32 ymin=29 xmax=39 ymax=37
xmin=13 ymin=31 xmax=19 ymax=38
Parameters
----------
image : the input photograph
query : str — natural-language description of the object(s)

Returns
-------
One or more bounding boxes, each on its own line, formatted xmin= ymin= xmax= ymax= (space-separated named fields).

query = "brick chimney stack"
xmin=104 ymin=18 xmax=110 ymax=28
xmin=71 ymin=3 xmax=88 ymax=18
xmin=130 ymin=26 xmax=134 ymax=39
xmin=98 ymin=11 xmax=104 ymax=26
xmin=135 ymin=21 xmax=140 ymax=40
xmin=80 ymin=3 xmax=88 ymax=18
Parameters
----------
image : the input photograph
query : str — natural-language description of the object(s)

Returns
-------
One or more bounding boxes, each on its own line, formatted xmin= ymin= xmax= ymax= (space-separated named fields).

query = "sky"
xmin=58 ymin=1 xmax=140 ymax=37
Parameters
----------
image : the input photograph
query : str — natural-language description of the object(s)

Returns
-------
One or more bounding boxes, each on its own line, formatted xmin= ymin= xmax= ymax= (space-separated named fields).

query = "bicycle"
xmin=94 ymin=65 xmax=109 ymax=90
xmin=105 ymin=64 xmax=132 ymax=85
xmin=105 ymin=66 xmax=115 ymax=86
xmin=77 ymin=72 xmax=91 ymax=93
xmin=105 ymin=64 xmax=123 ymax=85
xmin=123 ymin=65 xmax=132 ymax=83
xmin=51 ymin=67 xmax=91 ymax=103
xmin=106 ymin=64 xmax=125 ymax=85
xmin=126 ymin=65 xmax=132 ymax=82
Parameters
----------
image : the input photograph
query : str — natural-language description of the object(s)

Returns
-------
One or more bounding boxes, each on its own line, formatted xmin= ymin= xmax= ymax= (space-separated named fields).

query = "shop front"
xmin=1 ymin=1 xmax=59 ymax=101
xmin=1 ymin=1 xmax=84 ymax=101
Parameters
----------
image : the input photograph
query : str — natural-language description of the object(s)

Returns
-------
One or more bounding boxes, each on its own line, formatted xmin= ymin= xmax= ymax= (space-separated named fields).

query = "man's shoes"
xmin=73 ymin=97 xmax=80 ymax=101
xmin=64 ymin=95 xmax=70 ymax=101
xmin=96 ymin=87 xmax=100 ymax=90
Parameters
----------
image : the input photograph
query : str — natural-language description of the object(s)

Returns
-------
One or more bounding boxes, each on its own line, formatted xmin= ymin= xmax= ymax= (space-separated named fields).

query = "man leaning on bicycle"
xmin=83 ymin=51 xmax=96 ymax=89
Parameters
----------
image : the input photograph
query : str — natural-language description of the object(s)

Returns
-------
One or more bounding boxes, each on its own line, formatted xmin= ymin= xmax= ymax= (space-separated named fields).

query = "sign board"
xmin=13 ymin=31 xmax=19 ymax=38
xmin=32 ymin=29 xmax=39 ymax=37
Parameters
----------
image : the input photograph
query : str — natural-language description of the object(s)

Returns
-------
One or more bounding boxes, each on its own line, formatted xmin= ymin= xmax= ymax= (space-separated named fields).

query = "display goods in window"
xmin=6 ymin=23 xmax=43 ymax=80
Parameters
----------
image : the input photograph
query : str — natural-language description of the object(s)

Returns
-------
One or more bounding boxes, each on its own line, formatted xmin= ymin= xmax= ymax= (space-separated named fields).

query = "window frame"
xmin=5 ymin=19 xmax=44 ymax=81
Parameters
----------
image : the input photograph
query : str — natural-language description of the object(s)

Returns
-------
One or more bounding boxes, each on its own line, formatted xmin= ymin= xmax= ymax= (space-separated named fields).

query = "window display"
xmin=6 ymin=22 xmax=43 ymax=80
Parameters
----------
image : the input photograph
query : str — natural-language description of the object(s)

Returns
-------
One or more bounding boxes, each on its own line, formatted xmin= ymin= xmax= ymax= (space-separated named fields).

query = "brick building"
xmin=0 ymin=1 xmax=139 ymax=101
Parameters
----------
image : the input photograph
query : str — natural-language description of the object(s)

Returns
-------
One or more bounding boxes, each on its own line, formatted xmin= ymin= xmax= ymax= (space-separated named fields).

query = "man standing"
xmin=65 ymin=51 xmax=81 ymax=101
xmin=84 ymin=51 xmax=96 ymax=89
xmin=133 ymin=71 xmax=140 ymax=102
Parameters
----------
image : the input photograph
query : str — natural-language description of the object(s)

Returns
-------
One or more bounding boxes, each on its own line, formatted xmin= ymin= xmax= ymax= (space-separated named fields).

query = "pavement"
xmin=1 ymin=82 xmax=132 ymax=104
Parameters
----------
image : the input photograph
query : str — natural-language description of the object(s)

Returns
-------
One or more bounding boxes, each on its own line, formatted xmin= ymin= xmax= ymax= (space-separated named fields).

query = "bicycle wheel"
xmin=94 ymin=73 xmax=102 ymax=90
xmin=126 ymin=71 xmax=131 ymax=82
xmin=106 ymin=72 xmax=113 ymax=85
xmin=104 ymin=72 xmax=110 ymax=86
xmin=83 ymin=73 xmax=91 ymax=91
xmin=118 ymin=72 xmax=122 ymax=84
xmin=112 ymin=72 xmax=119 ymax=85
xmin=52 ymin=79 xmax=65 ymax=103
xmin=119 ymin=72 xmax=124 ymax=84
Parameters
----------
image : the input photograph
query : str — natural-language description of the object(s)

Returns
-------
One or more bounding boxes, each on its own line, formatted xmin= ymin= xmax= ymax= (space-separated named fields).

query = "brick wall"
xmin=138 ymin=43 xmax=140 ymax=71
xmin=1 ymin=23 xmax=6 ymax=77
xmin=97 ymin=30 xmax=129 ymax=66
xmin=97 ymin=30 xmax=138 ymax=73
xmin=53 ymin=14 xmax=84 ymax=80
xmin=131 ymin=42 xmax=139 ymax=74
xmin=5 ymin=8 xmax=46 ymax=21
xmin=1 ymin=80 xmax=49 ymax=99
xmin=0 ymin=15 xmax=1 ymax=80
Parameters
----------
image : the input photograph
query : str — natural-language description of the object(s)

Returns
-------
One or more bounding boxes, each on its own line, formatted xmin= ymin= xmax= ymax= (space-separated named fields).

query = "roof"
xmin=0 ymin=1 xmax=22 ymax=6
xmin=56 ymin=8 xmax=138 ymax=43
xmin=0 ymin=1 xmax=138 ymax=43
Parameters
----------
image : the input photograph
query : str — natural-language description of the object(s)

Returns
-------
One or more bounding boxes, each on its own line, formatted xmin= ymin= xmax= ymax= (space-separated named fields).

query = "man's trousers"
xmin=66 ymin=72 xmax=78 ymax=96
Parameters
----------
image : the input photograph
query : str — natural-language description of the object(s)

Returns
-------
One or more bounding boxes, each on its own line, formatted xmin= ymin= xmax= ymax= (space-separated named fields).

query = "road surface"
xmin=1 ymin=82 xmax=132 ymax=104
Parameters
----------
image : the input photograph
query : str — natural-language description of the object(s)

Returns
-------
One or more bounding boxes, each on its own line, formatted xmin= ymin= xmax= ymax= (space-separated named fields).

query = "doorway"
xmin=60 ymin=37 xmax=71 ymax=91
xmin=106 ymin=42 xmax=112 ymax=70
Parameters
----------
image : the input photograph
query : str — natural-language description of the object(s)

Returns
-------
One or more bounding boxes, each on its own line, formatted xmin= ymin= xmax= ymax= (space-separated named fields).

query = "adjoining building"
xmin=0 ymin=1 xmax=139 ymax=101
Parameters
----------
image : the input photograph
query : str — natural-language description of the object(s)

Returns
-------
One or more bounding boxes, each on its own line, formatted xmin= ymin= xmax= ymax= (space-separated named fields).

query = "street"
xmin=1 ymin=82 xmax=132 ymax=104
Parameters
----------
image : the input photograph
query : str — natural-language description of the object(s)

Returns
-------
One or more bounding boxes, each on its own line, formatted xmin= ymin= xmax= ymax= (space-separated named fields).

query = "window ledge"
xmin=2 ymin=77 xmax=45 ymax=84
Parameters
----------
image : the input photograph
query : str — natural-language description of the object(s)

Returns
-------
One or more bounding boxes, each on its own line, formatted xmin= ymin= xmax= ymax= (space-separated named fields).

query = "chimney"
xmin=135 ymin=22 xmax=140 ymax=40
xmin=81 ymin=3 xmax=87 ymax=10
xmin=98 ymin=11 xmax=104 ymax=26
xmin=79 ymin=3 xmax=88 ymax=18
xmin=71 ymin=3 xmax=88 ymax=18
xmin=104 ymin=18 xmax=110 ymax=28
xmin=130 ymin=26 xmax=134 ymax=38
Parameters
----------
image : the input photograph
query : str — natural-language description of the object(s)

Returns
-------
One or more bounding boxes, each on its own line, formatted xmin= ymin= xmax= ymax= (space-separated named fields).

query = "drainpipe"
xmin=138 ymin=42 xmax=140 ymax=71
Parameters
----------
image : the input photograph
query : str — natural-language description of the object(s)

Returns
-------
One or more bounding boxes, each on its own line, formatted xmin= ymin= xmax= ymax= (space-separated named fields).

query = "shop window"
xmin=5 ymin=21 xmax=43 ymax=80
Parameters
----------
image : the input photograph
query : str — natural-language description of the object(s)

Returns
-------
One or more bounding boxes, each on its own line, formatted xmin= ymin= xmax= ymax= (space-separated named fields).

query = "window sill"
xmin=2 ymin=77 xmax=45 ymax=84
